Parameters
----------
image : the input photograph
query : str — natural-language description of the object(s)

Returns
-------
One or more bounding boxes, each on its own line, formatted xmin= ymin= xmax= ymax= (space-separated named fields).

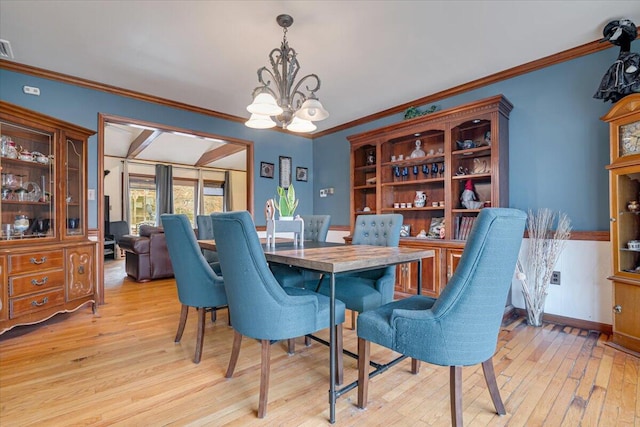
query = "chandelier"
xmin=245 ymin=14 xmax=329 ymax=133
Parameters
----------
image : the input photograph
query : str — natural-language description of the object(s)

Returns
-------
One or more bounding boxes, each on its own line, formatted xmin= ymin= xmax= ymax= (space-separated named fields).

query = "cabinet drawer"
xmin=9 ymin=269 xmax=65 ymax=297
xmin=10 ymin=288 xmax=65 ymax=318
xmin=9 ymin=251 xmax=64 ymax=275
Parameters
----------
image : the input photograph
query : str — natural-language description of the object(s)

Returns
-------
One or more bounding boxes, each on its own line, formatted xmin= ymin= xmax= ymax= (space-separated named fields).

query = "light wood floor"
xmin=0 ymin=260 xmax=638 ymax=426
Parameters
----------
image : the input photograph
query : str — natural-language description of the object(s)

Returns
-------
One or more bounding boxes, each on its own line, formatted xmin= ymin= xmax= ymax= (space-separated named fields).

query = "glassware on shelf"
xmin=3 ymin=173 xmax=23 ymax=190
xmin=422 ymin=164 xmax=429 ymax=178
xmin=393 ymin=165 xmax=401 ymax=181
xmin=412 ymin=165 xmax=419 ymax=179
xmin=431 ymin=162 xmax=438 ymax=177
xmin=14 ymin=215 xmax=29 ymax=233
xmin=402 ymin=167 xmax=409 ymax=181
xmin=439 ymin=163 xmax=445 ymax=177
xmin=1 ymin=136 xmax=18 ymax=159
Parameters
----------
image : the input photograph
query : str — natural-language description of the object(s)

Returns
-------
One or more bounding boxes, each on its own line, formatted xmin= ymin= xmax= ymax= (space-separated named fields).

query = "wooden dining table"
xmin=198 ymin=239 xmax=434 ymax=423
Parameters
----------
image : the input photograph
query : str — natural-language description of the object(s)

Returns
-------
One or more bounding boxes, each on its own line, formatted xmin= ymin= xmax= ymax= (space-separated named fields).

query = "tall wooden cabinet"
xmin=603 ymin=93 xmax=640 ymax=355
xmin=347 ymin=95 xmax=512 ymax=297
xmin=0 ymin=101 xmax=97 ymax=334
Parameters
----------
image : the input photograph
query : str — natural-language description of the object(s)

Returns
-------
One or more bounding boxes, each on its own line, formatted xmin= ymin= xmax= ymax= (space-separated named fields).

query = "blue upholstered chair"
xmin=211 ymin=211 xmax=346 ymax=418
xmin=195 ymin=214 xmax=222 ymax=275
xmin=356 ymin=208 xmax=526 ymax=426
xmin=271 ymin=214 xmax=331 ymax=288
xmin=161 ymin=214 xmax=228 ymax=364
xmin=312 ymin=214 xmax=402 ymax=327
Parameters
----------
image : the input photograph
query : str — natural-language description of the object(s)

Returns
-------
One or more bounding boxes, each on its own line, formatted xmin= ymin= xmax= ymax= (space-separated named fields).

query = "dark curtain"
xmin=224 ymin=171 xmax=231 ymax=211
xmin=155 ymin=164 xmax=173 ymax=221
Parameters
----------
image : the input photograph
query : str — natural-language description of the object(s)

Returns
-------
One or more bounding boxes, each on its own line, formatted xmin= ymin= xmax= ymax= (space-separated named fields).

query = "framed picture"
xmin=296 ymin=167 xmax=308 ymax=182
xmin=260 ymin=161 xmax=274 ymax=179
xmin=279 ymin=156 xmax=292 ymax=188
xmin=400 ymin=224 xmax=411 ymax=237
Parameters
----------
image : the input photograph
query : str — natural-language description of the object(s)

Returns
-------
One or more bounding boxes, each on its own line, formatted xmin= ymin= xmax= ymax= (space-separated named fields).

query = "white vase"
xmin=279 ymin=216 xmax=294 ymax=221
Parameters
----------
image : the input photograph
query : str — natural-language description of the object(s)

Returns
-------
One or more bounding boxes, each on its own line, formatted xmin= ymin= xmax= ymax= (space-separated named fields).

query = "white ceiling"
xmin=1 ymin=1 xmax=639 ymax=166
xmin=103 ymin=123 xmax=247 ymax=170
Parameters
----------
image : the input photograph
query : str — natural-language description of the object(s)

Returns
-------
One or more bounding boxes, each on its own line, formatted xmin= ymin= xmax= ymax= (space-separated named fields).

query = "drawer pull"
xmin=30 ymin=256 xmax=47 ymax=265
xmin=614 ymin=304 xmax=622 ymax=314
xmin=78 ymin=265 xmax=85 ymax=274
xmin=31 ymin=277 xmax=49 ymax=286
xmin=31 ymin=297 xmax=49 ymax=307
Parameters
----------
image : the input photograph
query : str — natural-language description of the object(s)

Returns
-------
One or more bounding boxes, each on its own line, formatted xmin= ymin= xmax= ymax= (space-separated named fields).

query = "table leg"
xmin=329 ymin=272 xmax=336 ymax=423
xmin=417 ymin=258 xmax=423 ymax=295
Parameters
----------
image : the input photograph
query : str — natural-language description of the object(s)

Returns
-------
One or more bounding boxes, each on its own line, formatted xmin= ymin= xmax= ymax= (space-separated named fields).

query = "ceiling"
xmin=104 ymin=123 xmax=247 ymax=171
xmin=1 ymin=1 xmax=639 ymax=167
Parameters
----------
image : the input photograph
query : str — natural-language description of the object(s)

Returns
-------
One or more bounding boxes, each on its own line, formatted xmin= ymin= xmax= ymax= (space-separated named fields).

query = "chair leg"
xmin=450 ymin=366 xmax=463 ymax=427
xmin=335 ymin=325 xmax=344 ymax=385
xmin=194 ymin=307 xmax=206 ymax=364
xmin=350 ymin=311 xmax=357 ymax=330
xmin=304 ymin=335 xmax=311 ymax=347
xmin=258 ymin=339 xmax=271 ymax=418
xmin=357 ymin=337 xmax=370 ymax=409
xmin=175 ymin=304 xmax=189 ymax=343
xmin=210 ymin=307 xmax=217 ymax=322
xmin=226 ymin=331 xmax=242 ymax=378
xmin=287 ymin=338 xmax=295 ymax=355
xmin=482 ymin=358 xmax=506 ymax=415
xmin=411 ymin=358 xmax=421 ymax=374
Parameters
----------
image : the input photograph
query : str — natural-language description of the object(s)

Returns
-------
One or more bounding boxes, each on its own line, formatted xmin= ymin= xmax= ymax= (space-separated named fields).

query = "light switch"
xmin=88 ymin=189 xmax=95 ymax=200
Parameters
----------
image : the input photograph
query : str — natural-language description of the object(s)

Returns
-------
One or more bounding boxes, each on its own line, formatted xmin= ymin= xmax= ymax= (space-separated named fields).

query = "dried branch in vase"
xmin=516 ymin=208 xmax=572 ymax=326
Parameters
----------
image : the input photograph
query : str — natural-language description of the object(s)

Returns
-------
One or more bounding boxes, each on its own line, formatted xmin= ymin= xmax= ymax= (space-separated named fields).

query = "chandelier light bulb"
xmin=247 ymin=92 xmax=283 ymax=116
xmin=287 ymin=117 xmax=316 ymax=133
xmin=245 ymin=113 xmax=277 ymax=129
xmin=295 ymin=98 xmax=329 ymax=122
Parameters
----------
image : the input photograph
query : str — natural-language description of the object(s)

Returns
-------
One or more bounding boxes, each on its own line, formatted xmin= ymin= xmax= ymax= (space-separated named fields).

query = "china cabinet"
xmin=347 ymin=95 xmax=512 ymax=297
xmin=0 ymin=101 xmax=97 ymax=334
xmin=603 ymin=93 xmax=640 ymax=354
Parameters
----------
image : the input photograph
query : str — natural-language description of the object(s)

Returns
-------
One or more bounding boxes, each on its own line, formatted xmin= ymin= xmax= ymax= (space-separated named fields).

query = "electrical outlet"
xmin=550 ymin=271 xmax=561 ymax=285
xmin=320 ymin=189 xmax=327 ymax=198
xmin=23 ymin=85 xmax=40 ymax=96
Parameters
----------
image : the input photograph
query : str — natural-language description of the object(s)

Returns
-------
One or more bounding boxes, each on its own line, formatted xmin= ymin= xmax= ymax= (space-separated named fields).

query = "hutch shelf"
xmin=347 ymin=95 xmax=512 ymax=297
xmin=0 ymin=101 xmax=97 ymax=334
xmin=603 ymin=93 xmax=640 ymax=355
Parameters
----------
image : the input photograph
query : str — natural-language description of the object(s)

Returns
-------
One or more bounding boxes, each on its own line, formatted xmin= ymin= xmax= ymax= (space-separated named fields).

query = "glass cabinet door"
xmin=618 ymin=120 xmax=640 ymax=159
xmin=65 ymin=136 xmax=85 ymax=238
xmin=611 ymin=166 xmax=640 ymax=278
xmin=0 ymin=121 xmax=55 ymax=242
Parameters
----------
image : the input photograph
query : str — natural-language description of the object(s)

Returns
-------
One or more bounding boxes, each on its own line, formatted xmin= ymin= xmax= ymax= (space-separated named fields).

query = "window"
xmin=129 ymin=174 xmax=156 ymax=233
xmin=173 ymin=178 xmax=197 ymax=225
xmin=127 ymin=173 xmax=226 ymax=231
xmin=203 ymin=180 xmax=225 ymax=214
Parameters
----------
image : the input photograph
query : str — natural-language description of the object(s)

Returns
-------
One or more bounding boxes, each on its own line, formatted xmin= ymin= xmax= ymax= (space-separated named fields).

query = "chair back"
xmin=109 ymin=220 xmax=130 ymax=244
xmin=352 ymin=214 xmax=403 ymax=246
xmin=351 ymin=214 xmax=403 ymax=279
xmin=211 ymin=211 xmax=321 ymax=340
xmin=395 ymin=208 xmax=526 ymax=365
xmin=301 ymin=215 xmax=330 ymax=242
xmin=196 ymin=214 xmax=218 ymax=263
xmin=161 ymin=214 xmax=226 ymax=308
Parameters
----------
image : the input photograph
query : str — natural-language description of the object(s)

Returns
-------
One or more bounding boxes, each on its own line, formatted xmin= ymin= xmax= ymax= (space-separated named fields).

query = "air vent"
xmin=0 ymin=39 xmax=14 ymax=59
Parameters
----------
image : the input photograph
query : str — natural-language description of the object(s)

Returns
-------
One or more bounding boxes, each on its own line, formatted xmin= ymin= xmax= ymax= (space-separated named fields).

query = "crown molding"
xmin=0 ymin=30 xmax=633 ymax=140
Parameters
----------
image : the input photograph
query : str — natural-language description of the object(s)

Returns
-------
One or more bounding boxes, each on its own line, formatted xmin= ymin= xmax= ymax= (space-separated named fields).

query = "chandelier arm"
xmin=254 ymin=67 xmax=280 ymax=99
xmin=291 ymin=74 xmax=320 ymax=109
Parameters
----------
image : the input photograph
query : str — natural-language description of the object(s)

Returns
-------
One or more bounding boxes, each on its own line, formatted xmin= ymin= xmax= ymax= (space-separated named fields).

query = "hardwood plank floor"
xmin=0 ymin=259 xmax=638 ymax=426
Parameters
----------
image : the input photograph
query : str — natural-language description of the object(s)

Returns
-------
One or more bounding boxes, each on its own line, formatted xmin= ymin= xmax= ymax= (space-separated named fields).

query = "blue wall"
xmin=314 ymin=45 xmax=632 ymax=231
xmin=1 ymin=40 xmax=633 ymax=231
xmin=0 ymin=69 xmax=315 ymax=227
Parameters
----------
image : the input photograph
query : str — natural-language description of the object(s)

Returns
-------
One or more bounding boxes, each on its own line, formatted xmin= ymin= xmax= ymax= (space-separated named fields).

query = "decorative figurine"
xmin=594 ymin=18 xmax=640 ymax=103
xmin=410 ymin=139 xmax=426 ymax=158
